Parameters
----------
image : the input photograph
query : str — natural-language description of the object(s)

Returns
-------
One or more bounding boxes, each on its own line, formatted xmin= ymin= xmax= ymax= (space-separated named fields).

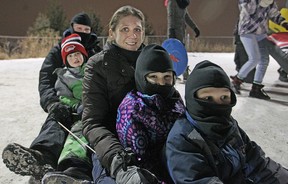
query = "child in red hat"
xmin=44 ymin=33 xmax=92 ymax=183
xmin=54 ymin=33 xmax=88 ymax=115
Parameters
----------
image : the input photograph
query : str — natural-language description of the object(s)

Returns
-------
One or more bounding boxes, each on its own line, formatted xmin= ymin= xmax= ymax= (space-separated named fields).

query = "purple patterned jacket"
xmin=116 ymin=89 xmax=185 ymax=164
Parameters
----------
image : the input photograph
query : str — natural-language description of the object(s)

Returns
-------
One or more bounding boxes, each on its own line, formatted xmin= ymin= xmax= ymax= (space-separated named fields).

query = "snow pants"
xmin=30 ymin=113 xmax=68 ymax=168
xmin=29 ymin=113 xmax=93 ymax=180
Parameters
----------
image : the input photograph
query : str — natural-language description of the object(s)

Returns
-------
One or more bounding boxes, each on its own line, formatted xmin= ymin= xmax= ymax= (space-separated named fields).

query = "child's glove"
xmin=110 ymin=149 xmax=160 ymax=184
xmin=48 ymin=102 xmax=72 ymax=127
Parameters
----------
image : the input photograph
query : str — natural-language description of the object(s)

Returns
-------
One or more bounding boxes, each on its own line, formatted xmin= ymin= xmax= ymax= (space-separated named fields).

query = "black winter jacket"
xmin=38 ymin=29 xmax=101 ymax=112
xmin=82 ymin=43 xmax=143 ymax=171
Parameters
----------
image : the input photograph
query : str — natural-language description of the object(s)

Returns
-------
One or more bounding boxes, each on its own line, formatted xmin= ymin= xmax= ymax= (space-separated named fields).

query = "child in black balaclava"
xmin=115 ymin=44 xmax=185 ymax=183
xmin=165 ymin=60 xmax=288 ymax=183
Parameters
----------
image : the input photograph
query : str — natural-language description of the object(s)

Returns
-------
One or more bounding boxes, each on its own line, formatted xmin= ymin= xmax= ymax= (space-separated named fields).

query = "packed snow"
xmin=0 ymin=52 xmax=287 ymax=183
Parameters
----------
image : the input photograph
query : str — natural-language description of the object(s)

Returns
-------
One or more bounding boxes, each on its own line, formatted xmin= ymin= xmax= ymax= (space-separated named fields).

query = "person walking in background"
xmin=116 ymin=44 xmax=185 ymax=183
xmin=233 ymin=22 xmax=255 ymax=84
xmin=165 ymin=0 xmax=200 ymax=81
xmin=231 ymin=0 xmax=288 ymax=100
xmin=82 ymin=5 xmax=159 ymax=183
xmin=2 ymin=12 xmax=101 ymax=183
xmin=166 ymin=0 xmax=200 ymax=42
xmin=233 ymin=4 xmax=288 ymax=84
xmin=165 ymin=60 xmax=288 ymax=183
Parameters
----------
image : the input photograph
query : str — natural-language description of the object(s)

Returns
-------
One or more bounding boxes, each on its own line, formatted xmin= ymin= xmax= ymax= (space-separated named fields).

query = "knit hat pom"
xmin=61 ymin=33 xmax=88 ymax=65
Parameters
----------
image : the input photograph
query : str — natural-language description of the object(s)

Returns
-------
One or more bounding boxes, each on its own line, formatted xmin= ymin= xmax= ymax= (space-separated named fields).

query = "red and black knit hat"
xmin=61 ymin=33 xmax=88 ymax=65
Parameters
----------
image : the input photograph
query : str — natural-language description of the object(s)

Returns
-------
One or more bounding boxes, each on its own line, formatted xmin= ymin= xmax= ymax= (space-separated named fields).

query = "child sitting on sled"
xmin=41 ymin=33 xmax=93 ymax=183
xmin=165 ymin=60 xmax=288 ymax=183
xmin=115 ymin=44 xmax=186 ymax=183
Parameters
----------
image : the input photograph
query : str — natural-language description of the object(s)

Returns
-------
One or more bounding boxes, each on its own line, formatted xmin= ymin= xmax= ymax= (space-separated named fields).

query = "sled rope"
xmin=57 ymin=121 xmax=96 ymax=154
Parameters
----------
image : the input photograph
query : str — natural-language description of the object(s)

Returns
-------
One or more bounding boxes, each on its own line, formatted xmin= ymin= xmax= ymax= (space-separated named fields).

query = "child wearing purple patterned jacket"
xmin=116 ymin=44 xmax=185 ymax=183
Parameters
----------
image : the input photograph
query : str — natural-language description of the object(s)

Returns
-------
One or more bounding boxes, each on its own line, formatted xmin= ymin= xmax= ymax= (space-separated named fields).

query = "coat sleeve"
xmin=55 ymin=78 xmax=80 ymax=109
xmin=165 ymin=119 xmax=223 ymax=184
xmin=82 ymin=55 xmax=124 ymax=171
xmin=116 ymin=95 xmax=148 ymax=158
xmin=238 ymin=127 xmax=288 ymax=183
xmin=54 ymin=69 xmax=81 ymax=110
xmin=184 ymin=11 xmax=198 ymax=30
xmin=54 ymin=70 xmax=74 ymax=98
xmin=268 ymin=2 xmax=286 ymax=25
xmin=38 ymin=44 xmax=63 ymax=112
xmin=239 ymin=0 xmax=257 ymax=13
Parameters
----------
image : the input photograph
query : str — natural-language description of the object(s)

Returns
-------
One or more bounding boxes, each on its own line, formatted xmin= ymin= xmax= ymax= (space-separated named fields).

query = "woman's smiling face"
xmin=109 ymin=15 xmax=144 ymax=51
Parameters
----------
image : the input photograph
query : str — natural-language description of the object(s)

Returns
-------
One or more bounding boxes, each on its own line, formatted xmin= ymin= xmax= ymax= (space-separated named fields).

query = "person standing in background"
xmin=166 ymin=0 xmax=200 ymax=42
xmin=165 ymin=0 xmax=200 ymax=81
xmin=231 ymin=0 xmax=288 ymax=99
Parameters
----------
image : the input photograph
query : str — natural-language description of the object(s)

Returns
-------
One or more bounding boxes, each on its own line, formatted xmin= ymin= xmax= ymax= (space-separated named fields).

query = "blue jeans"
xmin=238 ymin=34 xmax=269 ymax=84
xmin=92 ymin=154 xmax=116 ymax=184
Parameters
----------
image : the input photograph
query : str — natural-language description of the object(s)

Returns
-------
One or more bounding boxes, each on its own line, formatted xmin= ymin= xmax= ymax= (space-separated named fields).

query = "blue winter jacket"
xmin=165 ymin=112 xmax=288 ymax=184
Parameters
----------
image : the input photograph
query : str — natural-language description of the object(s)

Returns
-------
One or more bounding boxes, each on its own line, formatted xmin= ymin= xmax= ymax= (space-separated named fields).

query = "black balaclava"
xmin=185 ymin=60 xmax=237 ymax=140
xmin=70 ymin=12 xmax=92 ymax=47
xmin=135 ymin=44 xmax=176 ymax=99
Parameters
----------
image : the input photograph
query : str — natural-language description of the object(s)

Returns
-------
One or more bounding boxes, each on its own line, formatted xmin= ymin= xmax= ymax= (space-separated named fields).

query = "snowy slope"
xmin=0 ymin=53 xmax=287 ymax=183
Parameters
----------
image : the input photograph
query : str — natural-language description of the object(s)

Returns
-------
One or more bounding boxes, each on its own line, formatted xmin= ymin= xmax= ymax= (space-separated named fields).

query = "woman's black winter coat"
xmin=82 ymin=43 xmax=143 ymax=170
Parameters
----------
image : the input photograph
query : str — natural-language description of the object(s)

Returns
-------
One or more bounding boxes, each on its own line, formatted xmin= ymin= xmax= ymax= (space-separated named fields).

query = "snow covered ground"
xmin=0 ymin=53 xmax=287 ymax=183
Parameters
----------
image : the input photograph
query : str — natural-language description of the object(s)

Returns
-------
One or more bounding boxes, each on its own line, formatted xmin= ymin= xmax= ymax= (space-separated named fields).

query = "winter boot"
xmin=249 ymin=83 xmax=270 ymax=100
xmin=278 ymin=68 xmax=288 ymax=82
xmin=28 ymin=176 xmax=41 ymax=184
xmin=41 ymin=172 xmax=92 ymax=184
xmin=2 ymin=143 xmax=54 ymax=180
xmin=230 ymin=75 xmax=243 ymax=94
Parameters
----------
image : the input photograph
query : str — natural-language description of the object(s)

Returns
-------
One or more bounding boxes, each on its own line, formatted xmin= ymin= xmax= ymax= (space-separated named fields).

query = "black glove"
xmin=282 ymin=22 xmax=288 ymax=30
xmin=48 ymin=102 xmax=72 ymax=127
xmin=194 ymin=27 xmax=200 ymax=38
xmin=110 ymin=149 xmax=160 ymax=184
